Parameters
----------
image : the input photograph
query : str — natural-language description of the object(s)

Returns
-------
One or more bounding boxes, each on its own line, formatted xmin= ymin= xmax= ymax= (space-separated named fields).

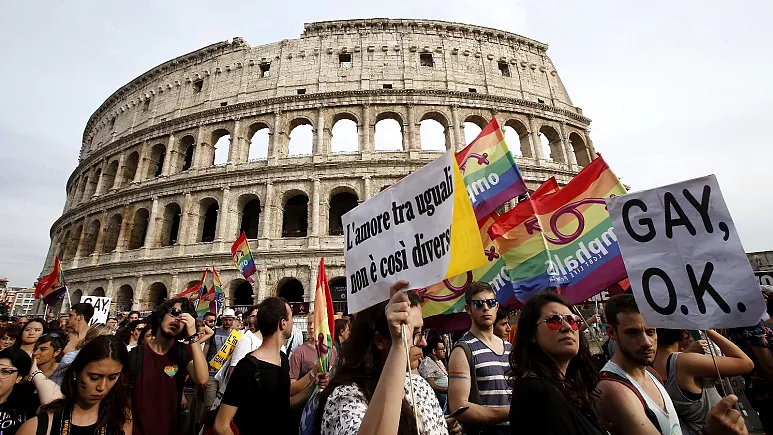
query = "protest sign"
xmin=81 ymin=296 xmax=112 ymax=325
xmin=209 ymin=329 xmax=242 ymax=370
xmin=342 ymin=150 xmax=486 ymax=313
xmin=607 ymin=175 xmax=765 ymax=329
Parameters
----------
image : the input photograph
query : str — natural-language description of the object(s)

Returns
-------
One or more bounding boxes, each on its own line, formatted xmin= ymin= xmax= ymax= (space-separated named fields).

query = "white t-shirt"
xmin=230 ymin=330 xmax=263 ymax=367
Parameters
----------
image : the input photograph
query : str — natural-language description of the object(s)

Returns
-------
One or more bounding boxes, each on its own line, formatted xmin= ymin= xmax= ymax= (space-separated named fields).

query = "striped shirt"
xmin=457 ymin=331 xmax=512 ymax=433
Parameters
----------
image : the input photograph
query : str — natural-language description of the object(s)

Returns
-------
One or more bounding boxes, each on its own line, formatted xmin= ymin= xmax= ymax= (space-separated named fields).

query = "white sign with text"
xmin=81 ymin=296 xmax=112 ymax=325
xmin=606 ymin=175 xmax=764 ymax=329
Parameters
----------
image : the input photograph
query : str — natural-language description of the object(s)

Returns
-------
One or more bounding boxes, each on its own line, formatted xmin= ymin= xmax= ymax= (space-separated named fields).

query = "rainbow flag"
xmin=212 ymin=267 xmax=225 ymax=315
xmin=490 ymin=156 xmax=628 ymax=304
xmin=196 ymin=285 xmax=212 ymax=319
xmin=456 ymin=118 xmax=528 ymax=219
xmin=178 ymin=269 xmax=208 ymax=301
xmin=313 ymin=258 xmax=335 ymax=373
xmin=35 ymin=257 xmax=67 ymax=307
xmin=231 ymin=232 xmax=257 ymax=283
xmin=420 ymin=177 xmax=561 ymax=320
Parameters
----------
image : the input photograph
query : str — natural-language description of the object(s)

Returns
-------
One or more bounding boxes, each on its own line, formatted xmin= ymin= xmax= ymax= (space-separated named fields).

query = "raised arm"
xmin=447 ymin=346 xmax=508 ymax=425
xmin=183 ymin=316 xmax=213 ymax=385
xmin=678 ymin=330 xmax=754 ymax=378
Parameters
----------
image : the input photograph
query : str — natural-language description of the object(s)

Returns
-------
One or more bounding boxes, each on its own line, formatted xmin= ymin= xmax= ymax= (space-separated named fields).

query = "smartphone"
xmin=448 ymin=406 xmax=469 ymax=418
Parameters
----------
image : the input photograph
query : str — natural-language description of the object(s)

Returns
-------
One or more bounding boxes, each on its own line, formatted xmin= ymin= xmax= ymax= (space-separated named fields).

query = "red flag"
xmin=178 ymin=269 xmax=208 ymax=301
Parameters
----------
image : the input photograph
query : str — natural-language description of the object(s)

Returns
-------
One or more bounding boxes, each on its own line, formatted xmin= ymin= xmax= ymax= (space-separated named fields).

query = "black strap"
xmin=600 ymin=371 xmax=662 ymax=434
xmin=129 ymin=344 xmax=144 ymax=391
xmin=36 ymin=412 xmax=49 ymax=435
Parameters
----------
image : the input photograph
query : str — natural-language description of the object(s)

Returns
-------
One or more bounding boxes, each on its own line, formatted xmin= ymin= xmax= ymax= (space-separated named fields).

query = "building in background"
xmin=10 ymin=288 xmax=36 ymax=317
xmin=40 ymin=19 xmax=597 ymax=314
xmin=748 ymin=251 xmax=773 ymax=285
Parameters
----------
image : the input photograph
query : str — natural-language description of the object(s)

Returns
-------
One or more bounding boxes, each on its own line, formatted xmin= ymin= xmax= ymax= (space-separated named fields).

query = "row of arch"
xmin=68 ymin=109 xmax=592 ymax=209
xmin=60 ymin=276 xmax=347 ymax=312
xmin=55 ymin=190 xmax=359 ymax=260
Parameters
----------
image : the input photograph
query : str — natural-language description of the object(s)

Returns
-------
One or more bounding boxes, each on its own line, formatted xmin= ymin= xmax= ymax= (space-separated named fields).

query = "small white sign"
xmin=81 ymin=296 xmax=112 ymax=326
xmin=606 ymin=175 xmax=764 ymax=329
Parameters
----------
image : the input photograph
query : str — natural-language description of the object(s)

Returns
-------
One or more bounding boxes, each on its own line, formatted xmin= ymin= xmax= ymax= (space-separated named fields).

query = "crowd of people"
xmin=0 ymin=282 xmax=770 ymax=435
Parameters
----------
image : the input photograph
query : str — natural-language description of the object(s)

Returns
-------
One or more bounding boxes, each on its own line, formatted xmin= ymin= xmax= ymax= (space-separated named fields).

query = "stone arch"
xmin=82 ymin=219 xmax=101 ymax=256
xmin=122 ymin=151 xmax=140 ymax=185
xmin=330 ymin=112 xmax=359 ymax=153
xmin=103 ymin=160 xmax=119 ymax=193
xmin=178 ymin=135 xmax=196 ymax=172
xmin=116 ymin=285 xmax=133 ymax=312
xmin=102 ymin=213 xmax=123 ymax=253
xmin=282 ymin=191 xmax=308 ymax=238
xmin=211 ymin=128 xmax=231 ymax=166
xmin=128 ymin=208 xmax=150 ymax=250
xmin=145 ymin=282 xmax=167 ymax=310
xmin=569 ymin=132 xmax=591 ymax=167
xmin=65 ymin=224 xmax=83 ymax=259
xmin=329 ymin=191 xmax=359 ymax=235
xmin=463 ymin=114 xmax=488 ymax=146
xmin=160 ymin=202 xmax=182 ymax=246
xmin=288 ymin=118 xmax=313 ymax=157
xmin=238 ymin=194 xmax=261 ymax=239
xmin=71 ymin=289 xmax=83 ymax=305
xmin=277 ymin=277 xmax=304 ymax=302
xmin=199 ymin=198 xmax=219 ymax=243
xmin=503 ymin=119 xmax=531 ymax=158
xmin=230 ymin=279 xmax=253 ymax=306
xmin=419 ymin=111 xmax=450 ymax=151
xmin=247 ymin=122 xmax=270 ymax=161
xmin=539 ymin=125 xmax=564 ymax=162
xmin=92 ymin=287 xmax=106 ymax=297
xmin=147 ymin=143 xmax=166 ymax=179
xmin=374 ymin=111 xmax=404 ymax=151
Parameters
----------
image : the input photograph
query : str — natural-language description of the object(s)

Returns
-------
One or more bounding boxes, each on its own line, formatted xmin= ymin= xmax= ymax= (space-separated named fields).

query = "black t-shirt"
xmin=510 ymin=377 xmax=606 ymax=435
xmin=222 ymin=352 xmax=290 ymax=434
xmin=0 ymin=383 xmax=39 ymax=435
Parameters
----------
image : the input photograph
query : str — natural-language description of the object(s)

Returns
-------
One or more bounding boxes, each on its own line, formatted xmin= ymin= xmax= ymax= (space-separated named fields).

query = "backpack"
xmin=598 ymin=369 xmax=663 ymax=434
xmin=129 ymin=343 xmax=190 ymax=416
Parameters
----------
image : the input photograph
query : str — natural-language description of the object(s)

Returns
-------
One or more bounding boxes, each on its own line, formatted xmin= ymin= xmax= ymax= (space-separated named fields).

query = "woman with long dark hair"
xmin=17 ymin=335 xmax=132 ymax=435
xmin=313 ymin=281 xmax=455 ymax=435
xmin=15 ymin=319 xmax=47 ymax=357
xmin=509 ymin=292 xmax=605 ymax=434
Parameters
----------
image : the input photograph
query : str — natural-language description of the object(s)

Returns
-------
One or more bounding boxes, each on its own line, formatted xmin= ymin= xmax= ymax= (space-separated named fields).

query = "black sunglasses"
xmin=169 ymin=307 xmax=183 ymax=318
xmin=470 ymin=299 xmax=498 ymax=309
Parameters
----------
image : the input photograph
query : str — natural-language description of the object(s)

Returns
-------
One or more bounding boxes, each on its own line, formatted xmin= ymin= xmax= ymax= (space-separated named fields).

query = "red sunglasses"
xmin=537 ymin=314 xmax=581 ymax=332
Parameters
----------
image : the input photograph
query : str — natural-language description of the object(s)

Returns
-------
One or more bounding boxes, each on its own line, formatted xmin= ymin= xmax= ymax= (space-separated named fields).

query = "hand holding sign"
xmin=606 ymin=175 xmax=764 ymax=329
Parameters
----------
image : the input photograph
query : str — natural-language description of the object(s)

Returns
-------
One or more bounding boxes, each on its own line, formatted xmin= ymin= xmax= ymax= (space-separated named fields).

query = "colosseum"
xmin=40 ymin=18 xmax=596 ymax=316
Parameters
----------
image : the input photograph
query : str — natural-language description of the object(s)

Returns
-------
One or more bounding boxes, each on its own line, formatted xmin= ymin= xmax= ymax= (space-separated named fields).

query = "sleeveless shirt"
xmin=602 ymin=360 xmax=682 ymax=435
xmin=663 ymin=352 xmax=712 ymax=435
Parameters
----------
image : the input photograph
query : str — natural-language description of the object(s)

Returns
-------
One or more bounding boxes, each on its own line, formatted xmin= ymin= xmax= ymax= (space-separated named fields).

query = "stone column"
xmin=92 ymin=211 xmax=107 ymax=257
xmin=93 ymin=160 xmax=107 ymax=197
xmin=194 ymin=126 xmax=209 ymax=169
xmin=560 ymin=123 xmax=577 ymax=168
xmin=406 ymin=104 xmax=417 ymax=151
xmin=180 ymin=193 xmax=195 ymax=245
xmin=106 ymin=278 xmax=115 ymax=302
xmin=115 ymin=205 xmax=133 ymax=252
xmin=133 ymin=142 xmax=150 ymax=183
xmin=133 ymin=275 xmax=144 ymax=311
xmin=308 ymin=262 xmax=318 ymax=302
xmin=269 ymin=110 xmax=282 ymax=164
xmin=217 ymin=187 xmax=232 ymax=242
xmin=230 ymin=119 xmax=243 ymax=164
xmin=259 ymin=182 xmax=273 ymax=249
xmin=363 ymin=175 xmax=372 ymax=199
xmin=112 ymin=153 xmax=127 ymax=191
xmin=145 ymin=197 xmax=161 ymax=248
xmin=360 ymin=104 xmax=373 ymax=154
xmin=162 ymin=135 xmax=176 ymax=176
xmin=257 ymin=270 xmax=268 ymax=301
xmin=528 ymin=116 xmax=546 ymax=162
xmin=308 ymin=178 xmax=321 ymax=248
xmin=170 ymin=273 xmax=179 ymax=296
xmin=72 ymin=218 xmax=89 ymax=263
xmin=450 ymin=105 xmax=463 ymax=151
xmin=314 ymin=109 xmax=326 ymax=156
xmin=585 ymin=131 xmax=598 ymax=160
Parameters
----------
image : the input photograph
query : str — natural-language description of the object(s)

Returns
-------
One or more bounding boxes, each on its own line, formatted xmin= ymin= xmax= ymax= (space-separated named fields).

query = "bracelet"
xmin=308 ymin=371 xmax=315 ymax=382
xmin=27 ymin=370 xmax=42 ymax=382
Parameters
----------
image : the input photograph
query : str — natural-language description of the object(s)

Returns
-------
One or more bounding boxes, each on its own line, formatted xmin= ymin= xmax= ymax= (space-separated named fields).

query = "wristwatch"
xmin=187 ymin=335 xmax=200 ymax=344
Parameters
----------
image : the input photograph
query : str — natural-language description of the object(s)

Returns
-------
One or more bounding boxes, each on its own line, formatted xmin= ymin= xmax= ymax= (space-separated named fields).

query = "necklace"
xmin=59 ymin=405 xmax=106 ymax=435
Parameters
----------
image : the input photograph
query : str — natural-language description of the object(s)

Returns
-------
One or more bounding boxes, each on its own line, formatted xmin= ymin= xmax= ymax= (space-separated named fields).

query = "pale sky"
xmin=1 ymin=0 xmax=771 ymax=287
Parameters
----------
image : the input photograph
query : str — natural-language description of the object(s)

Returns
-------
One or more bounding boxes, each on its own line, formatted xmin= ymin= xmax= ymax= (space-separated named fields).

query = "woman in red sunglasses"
xmin=508 ymin=292 xmax=605 ymax=434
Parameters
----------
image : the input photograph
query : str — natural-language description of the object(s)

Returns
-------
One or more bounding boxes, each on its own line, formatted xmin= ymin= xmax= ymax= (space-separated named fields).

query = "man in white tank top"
xmin=597 ymin=295 xmax=682 ymax=435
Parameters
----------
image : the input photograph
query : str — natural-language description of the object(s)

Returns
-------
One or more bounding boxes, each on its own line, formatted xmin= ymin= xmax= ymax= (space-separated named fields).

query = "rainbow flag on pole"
xmin=178 ymin=269 xmax=208 ymax=301
xmin=456 ymin=118 xmax=528 ymax=219
xmin=35 ymin=257 xmax=67 ymax=307
xmin=490 ymin=156 xmax=628 ymax=304
xmin=231 ymin=232 xmax=257 ymax=283
xmin=196 ymin=285 xmax=212 ymax=319
xmin=212 ymin=267 xmax=225 ymax=315
xmin=313 ymin=258 xmax=335 ymax=373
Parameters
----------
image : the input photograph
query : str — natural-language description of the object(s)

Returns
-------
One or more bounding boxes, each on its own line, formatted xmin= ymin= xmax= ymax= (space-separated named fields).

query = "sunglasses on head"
xmin=169 ymin=307 xmax=183 ymax=318
xmin=538 ymin=314 xmax=581 ymax=332
xmin=470 ymin=299 xmax=498 ymax=309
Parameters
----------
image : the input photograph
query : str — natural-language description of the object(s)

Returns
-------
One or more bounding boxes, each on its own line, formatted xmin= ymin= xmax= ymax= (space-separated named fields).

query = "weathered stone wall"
xmin=43 ymin=19 xmax=595 ymax=312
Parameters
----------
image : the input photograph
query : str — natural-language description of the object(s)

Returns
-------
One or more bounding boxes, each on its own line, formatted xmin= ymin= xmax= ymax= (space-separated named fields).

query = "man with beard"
xmin=598 ymin=294 xmax=682 ymax=435
xmin=130 ymin=297 xmax=213 ymax=435
xmin=448 ymin=282 xmax=512 ymax=435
